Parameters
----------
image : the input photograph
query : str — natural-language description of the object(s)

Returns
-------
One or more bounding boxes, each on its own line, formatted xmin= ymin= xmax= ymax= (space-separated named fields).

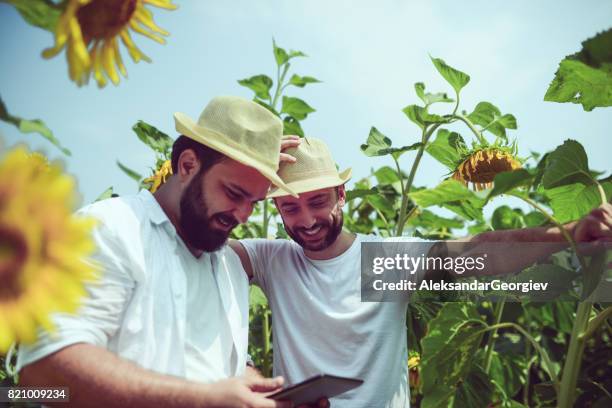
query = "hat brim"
xmin=175 ymin=112 xmax=298 ymax=198
xmin=267 ymin=168 xmax=352 ymax=198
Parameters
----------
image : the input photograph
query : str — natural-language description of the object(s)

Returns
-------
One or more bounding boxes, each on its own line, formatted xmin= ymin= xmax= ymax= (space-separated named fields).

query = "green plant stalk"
xmin=558 ymin=301 xmax=591 ymax=408
xmin=396 ymin=123 xmax=442 ymax=236
xmin=508 ymin=192 xmax=608 ymax=407
xmin=451 ymin=114 xmax=488 ymax=146
xmin=483 ymin=298 xmax=506 ymax=373
xmin=263 ymin=308 xmax=271 ymax=377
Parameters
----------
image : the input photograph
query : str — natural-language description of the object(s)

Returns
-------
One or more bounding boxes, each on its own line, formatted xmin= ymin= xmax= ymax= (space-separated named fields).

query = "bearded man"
xmin=229 ymin=137 xmax=612 ymax=408
xmin=17 ymin=96 xmax=298 ymax=408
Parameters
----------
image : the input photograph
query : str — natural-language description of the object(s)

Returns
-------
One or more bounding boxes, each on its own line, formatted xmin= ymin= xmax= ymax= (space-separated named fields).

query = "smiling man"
xmin=229 ymin=137 xmax=612 ymax=408
xmin=17 ymin=96 xmax=297 ymax=408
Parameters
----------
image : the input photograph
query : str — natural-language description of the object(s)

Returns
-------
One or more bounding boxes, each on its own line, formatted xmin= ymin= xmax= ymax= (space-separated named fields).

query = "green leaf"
xmin=249 ymin=286 xmax=268 ymax=307
xmin=272 ymin=39 xmax=289 ymax=66
xmin=237 ymin=75 xmax=273 ymax=100
xmin=542 ymin=139 xmax=593 ymax=188
xmin=414 ymin=82 xmax=454 ymax=106
xmin=488 ymin=351 xmax=528 ymax=400
xmin=545 ymin=181 xmax=612 ymax=223
xmin=421 ymin=303 xmax=487 ymax=408
xmin=452 ymin=364 xmax=496 ymax=408
xmin=374 ymin=166 xmax=400 ymax=184
xmin=288 ymin=74 xmax=321 ymax=87
xmin=280 ymin=96 xmax=315 ymax=120
xmin=407 ymin=209 xmax=464 ymax=230
xmin=132 ymin=121 xmax=174 ymax=157
xmin=411 ymin=179 xmax=484 ymax=208
xmin=6 ymin=0 xmax=61 ymax=32
xmin=544 ymin=29 xmax=612 ymax=111
xmin=486 ymin=169 xmax=534 ymax=201
xmin=524 ymin=211 xmax=548 ymax=227
xmin=0 ymin=96 xmax=71 ymax=155
xmin=426 ymin=129 xmax=466 ymax=170
xmin=491 ymin=205 xmax=524 ymax=230
xmin=467 ymin=102 xmax=517 ymax=140
xmin=272 ymin=39 xmax=306 ymax=66
xmin=282 ymin=116 xmax=304 ymax=137
xmin=430 ymin=56 xmax=471 ymax=95
xmin=254 ymin=99 xmax=279 ymax=116
xmin=346 ymin=187 xmax=379 ymax=202
xmin=360 ymin=127 xmax=422 ymax=158
xmin=402 ymin=105 xmax=448 ymax=130
xmin=94 ymin=186 xmax=114 ymax=202
xmin=117 ymin=161 xmax=142 ymax=182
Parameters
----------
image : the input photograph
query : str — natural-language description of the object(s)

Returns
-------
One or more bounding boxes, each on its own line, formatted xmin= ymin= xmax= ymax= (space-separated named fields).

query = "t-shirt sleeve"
xmin=17 ymin=206 xmax=136 ymax=372
xmin=239 ymin=238 xmax=276 ymax=295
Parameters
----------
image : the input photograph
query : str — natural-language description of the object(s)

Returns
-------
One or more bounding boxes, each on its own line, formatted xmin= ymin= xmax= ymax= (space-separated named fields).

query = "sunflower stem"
xmin=595 ymin=180 xmax=607 ymax=205
xmin=484 ymin=298 xmax=506 ymax=374
xmin=396 ymin=124 xmax=442 ymax=236
xmin=452 ymin=114 xmax=488 ymax=146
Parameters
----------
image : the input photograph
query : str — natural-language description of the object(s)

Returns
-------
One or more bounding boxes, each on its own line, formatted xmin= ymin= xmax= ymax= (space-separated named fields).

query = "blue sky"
xmin=1 ymin=1 xmax=611 ymax=216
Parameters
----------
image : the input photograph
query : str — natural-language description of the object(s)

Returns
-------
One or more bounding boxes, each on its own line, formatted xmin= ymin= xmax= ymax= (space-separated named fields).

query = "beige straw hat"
xmin=174 ymin=96 xmax=297 ymax=197
xmin=268 ymin=137 xmax=352 ymax=198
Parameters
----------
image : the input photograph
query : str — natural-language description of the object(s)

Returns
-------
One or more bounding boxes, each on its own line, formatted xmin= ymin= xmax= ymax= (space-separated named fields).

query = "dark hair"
xmin=171 ymin=135 xmax=227 ymax=175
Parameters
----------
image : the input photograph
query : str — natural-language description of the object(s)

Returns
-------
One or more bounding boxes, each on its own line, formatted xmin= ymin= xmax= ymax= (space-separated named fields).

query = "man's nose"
xmin=299 ymin=211 xmax=317 ymax=229
xmin=234 ymin=203 xmax=254 ymax=224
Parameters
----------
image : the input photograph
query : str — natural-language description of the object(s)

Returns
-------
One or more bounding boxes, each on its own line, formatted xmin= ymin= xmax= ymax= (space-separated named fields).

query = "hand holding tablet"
xmin=269 ymin=374 xmax=363 ymax=406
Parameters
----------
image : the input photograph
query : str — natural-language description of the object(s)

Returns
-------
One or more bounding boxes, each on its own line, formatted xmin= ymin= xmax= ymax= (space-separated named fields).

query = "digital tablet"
xmin=269 ymin=374 xmax=363 ymax=405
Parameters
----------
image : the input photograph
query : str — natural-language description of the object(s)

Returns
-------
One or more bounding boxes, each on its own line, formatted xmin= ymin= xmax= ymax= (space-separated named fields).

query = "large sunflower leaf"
xmin=117 ymin=161 xmax=142 ymax=183
xmin=410 ymin=179 xmax=484 ymax=208
xmin=467 ymin=101 xmax=517 ymax=140
xmin=282 ymin=116 xmax=304 ymax=137
xmin=430 ymin=56 xmax=471 ymax=95
xmin=491 ymin=205 xmax=525 ymax=230
xmin=426 ymin=129 xmax=466 ymax=170
xmin=488 ymin=351 xmax=528 ymax=402
xmin=545 ymin=181 xmax=612 ymax=223
xmin=5 ymin=0 xmax=61 ymax=32
xmin=544 ymin=29 xmax=612 ymax=111
xmin=237 ymin=75 xmax=273 ymax=100
xmin=281 ymin=96 xmax=315 ymax=120
xmin=452 ymin=364 xmax=496 ymax=408
xmin=542 ymin=139 xmax=592 ymax=188
xmin=0 ymin=96 xmax=71 ymax=155
xmin=486 ymin=169 xmax=534 ymax=202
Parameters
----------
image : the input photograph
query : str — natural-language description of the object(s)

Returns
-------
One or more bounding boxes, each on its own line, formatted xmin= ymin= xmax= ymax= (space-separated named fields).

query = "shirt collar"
xmin=140 ymin=190 xmax=176 ymax=233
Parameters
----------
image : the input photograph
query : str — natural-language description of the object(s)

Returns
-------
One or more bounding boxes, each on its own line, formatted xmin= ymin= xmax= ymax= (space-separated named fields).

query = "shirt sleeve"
xmin=17 ymin=207 xmax=136 ymax=372
xmin=239 ymin=238 xmax=274 ymax=295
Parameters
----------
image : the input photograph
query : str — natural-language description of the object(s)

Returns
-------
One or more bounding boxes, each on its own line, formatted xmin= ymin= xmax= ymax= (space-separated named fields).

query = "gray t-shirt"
xmin=241 ymin=234 xmax=431 ymax=408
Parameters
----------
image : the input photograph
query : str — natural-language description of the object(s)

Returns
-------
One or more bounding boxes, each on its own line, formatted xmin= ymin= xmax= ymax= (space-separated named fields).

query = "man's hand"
xmin=572 ymin=203 xmax=612 ymax=243
xmin=201 ymin=376 xmax=291 ymax=408
xmin=280 ymin=135 xmax=301 ymax=164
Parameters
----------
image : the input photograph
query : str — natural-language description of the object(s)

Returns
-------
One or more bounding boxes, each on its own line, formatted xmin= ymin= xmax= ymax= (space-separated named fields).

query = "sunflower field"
xmin=1 ymin=1 xmax=611 ymax=407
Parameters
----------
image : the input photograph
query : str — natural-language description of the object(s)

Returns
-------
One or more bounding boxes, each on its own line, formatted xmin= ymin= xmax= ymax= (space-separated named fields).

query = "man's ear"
xmin=177 ymin=149 xmax=200 ymax=181
xmin=337 ymin=184 xmax=346 ymax=208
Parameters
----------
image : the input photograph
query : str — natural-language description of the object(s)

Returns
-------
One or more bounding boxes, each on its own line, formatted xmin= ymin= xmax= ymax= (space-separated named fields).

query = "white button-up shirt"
xmin=17 ymin=190 xmax=250 ymax=382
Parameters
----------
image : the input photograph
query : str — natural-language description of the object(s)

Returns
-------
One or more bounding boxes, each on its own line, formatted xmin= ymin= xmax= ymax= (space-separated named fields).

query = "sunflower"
xmin=143 ymin=159 xmax=172 ymax=193
xmin=43 ymin=0 xmax=177 ymax=87
xmin=0 ymin=147 xmax=97 ymax=352
xmin=408 ymin=352 xmax=420 ymax=389
xmin=452 ymin=147 xmax=522 ymax=191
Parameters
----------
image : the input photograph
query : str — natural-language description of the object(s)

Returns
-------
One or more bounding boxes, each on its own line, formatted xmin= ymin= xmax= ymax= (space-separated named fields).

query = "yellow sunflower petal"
xmin=143 ymin=0 xmax=178 ymax=10
xmin=129 ymin=19 xmax=166 ymax=44
xmin=112 ymin=37 xmax=127 ymax=77
xmin=101 ymin=41 xmax=120 ymax=85
xmin=134 ymin=5 xmax=170 ymax=36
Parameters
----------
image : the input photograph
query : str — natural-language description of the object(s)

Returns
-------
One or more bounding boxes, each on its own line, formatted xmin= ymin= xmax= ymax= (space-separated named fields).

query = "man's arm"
xmin=440 ymin=203 xmax=612 ymax=277
xmin=229 ymin=239 xmax=254 ymax=279
xmin=20 ymin=343 xmax=289 ymax=408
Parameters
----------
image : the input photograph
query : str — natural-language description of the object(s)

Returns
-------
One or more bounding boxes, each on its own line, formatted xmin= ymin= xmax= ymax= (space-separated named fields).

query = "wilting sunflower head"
xmin=0 ymin=147 xmax=98 ymax=352
xmin=452 ymin=147 xmax=522 ymax=191
xmin=143 ymin=159 xmax=173 ymax=193
xmin=43 ymin=0 xmax=177 ymax=87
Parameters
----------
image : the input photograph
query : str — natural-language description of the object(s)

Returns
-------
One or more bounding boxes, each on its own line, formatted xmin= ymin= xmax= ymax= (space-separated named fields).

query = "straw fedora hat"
xmin=268 ymin=137 xmax=351 ymax=198
xmin=174 ymin=96 xmax=297 ymax=197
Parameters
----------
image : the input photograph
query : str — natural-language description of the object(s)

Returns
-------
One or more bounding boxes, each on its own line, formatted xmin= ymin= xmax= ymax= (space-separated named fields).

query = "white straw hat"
xmin=174 ymin=96 xmax=298 ymax=197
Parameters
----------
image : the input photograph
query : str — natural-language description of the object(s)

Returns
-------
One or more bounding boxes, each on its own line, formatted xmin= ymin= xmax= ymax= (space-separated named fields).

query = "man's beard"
xmin=179 ymin=172 xmax=238 ymax=252
xmin=284 ymin=211 xmax=344 ymax=252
